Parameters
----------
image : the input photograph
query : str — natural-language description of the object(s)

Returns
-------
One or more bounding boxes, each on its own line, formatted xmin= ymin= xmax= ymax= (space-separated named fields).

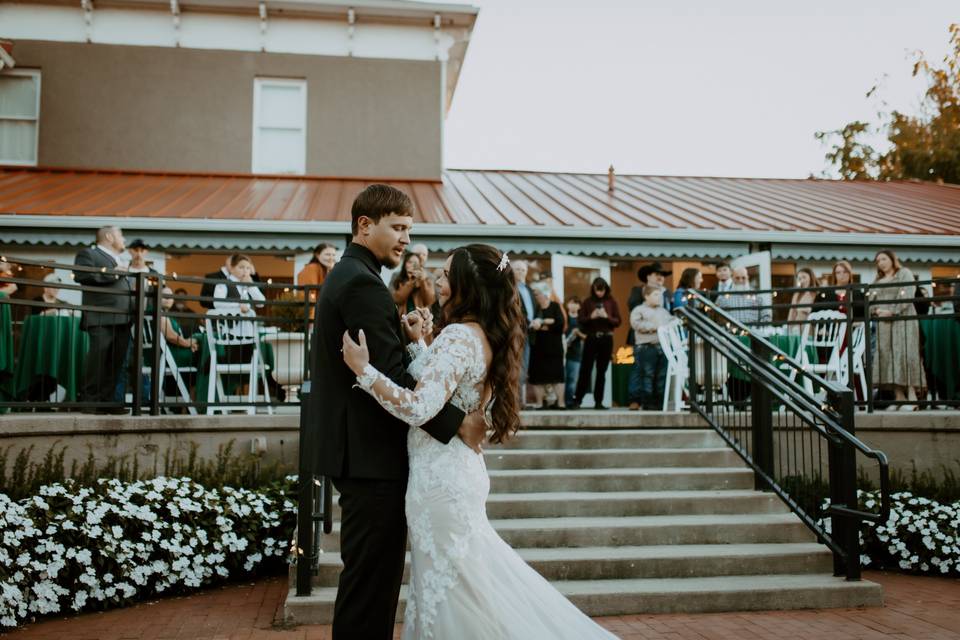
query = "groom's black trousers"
xmin=332 ymin=476 xmax=408 ymax=640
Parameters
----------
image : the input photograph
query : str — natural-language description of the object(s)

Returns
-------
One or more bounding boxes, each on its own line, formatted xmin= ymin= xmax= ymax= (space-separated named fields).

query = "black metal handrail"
xmin=677 ymin=290 xmax=890 ymax=581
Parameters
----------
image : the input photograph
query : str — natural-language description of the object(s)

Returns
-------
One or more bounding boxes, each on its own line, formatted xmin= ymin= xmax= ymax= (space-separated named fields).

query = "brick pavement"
xmin=4 ymin=571 xmax=959 ymax=640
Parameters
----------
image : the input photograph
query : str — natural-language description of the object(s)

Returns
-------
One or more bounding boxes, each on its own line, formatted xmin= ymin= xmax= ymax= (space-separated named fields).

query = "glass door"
xmin=551 ymin=254 xmax=613 ymax=407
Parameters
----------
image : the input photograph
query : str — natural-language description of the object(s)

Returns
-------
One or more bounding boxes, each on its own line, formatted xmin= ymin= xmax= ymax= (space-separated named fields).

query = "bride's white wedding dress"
xmin=355 ymin=323 xmax=618 ymax=640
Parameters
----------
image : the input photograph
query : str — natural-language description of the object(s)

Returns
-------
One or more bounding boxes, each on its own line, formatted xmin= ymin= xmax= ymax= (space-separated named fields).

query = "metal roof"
xmin=0 ymin=166 xmax=958 ymax=235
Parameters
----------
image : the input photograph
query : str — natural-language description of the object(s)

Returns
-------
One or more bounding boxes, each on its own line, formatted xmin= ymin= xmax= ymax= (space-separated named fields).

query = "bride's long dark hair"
xmin=440 ymin=244 xmax=525 ymax=444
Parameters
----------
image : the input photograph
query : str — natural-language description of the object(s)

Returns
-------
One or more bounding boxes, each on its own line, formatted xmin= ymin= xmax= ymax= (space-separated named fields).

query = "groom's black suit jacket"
xmin=310 ymin=243 xmax=464 ymax=480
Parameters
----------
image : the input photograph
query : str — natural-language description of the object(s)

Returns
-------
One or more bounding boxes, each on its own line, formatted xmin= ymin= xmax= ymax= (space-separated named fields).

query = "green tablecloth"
xmin=921 ymin=317 xmax=960 ymax=400
xmin=13 ymin=314 xmax=89 ymax=401
xmin=0 ymin=293 xmax=13 ymax=407
xmin=612 ymin=363 xmax=631 ymax=407
xmin=732 ymin=334 xmax=817 ymax=382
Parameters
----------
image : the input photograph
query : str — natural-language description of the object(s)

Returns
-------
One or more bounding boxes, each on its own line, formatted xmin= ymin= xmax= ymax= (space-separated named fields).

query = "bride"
xmin=342 ymin=244 xmax=618 ymax=640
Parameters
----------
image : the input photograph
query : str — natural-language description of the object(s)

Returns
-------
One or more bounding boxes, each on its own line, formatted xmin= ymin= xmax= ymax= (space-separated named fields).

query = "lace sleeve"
xmin=355 ymin=324 xmax=479 ymax=427
xmin=406 ymin=338 xmax=428 ymax=362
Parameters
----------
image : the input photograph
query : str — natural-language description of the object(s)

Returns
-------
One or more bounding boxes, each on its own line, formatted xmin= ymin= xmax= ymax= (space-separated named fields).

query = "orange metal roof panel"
xmin=0 ymin=167 xmax=958 ymax=235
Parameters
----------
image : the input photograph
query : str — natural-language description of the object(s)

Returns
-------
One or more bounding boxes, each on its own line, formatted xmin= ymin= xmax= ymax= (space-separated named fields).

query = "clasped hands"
xmin=341 ymin=305 xmax=488 ymax=454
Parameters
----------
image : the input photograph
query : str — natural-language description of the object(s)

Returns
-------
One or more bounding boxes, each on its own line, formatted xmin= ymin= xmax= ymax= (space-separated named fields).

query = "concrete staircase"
xmin=284 ymin=416 xmax=882 ymax=624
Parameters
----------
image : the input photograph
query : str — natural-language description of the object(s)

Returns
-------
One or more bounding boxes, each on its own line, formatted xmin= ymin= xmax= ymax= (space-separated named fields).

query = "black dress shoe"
xmin=594 ymin=404 xmax=609 ymax=411
xmin=97 ymin=407 xmax=129 ymax=415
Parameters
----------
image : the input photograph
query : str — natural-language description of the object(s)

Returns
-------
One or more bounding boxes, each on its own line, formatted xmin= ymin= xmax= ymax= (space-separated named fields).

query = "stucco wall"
xmin=13 ymin=40 xmax=442 ymax=179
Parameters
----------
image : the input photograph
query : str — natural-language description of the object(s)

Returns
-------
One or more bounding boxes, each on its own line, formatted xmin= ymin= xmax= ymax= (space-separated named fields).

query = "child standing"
xmin=628 ymin=286 xmax=673 ymax=410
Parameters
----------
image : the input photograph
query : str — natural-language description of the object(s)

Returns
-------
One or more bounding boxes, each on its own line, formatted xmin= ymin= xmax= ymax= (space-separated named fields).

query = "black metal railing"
xmin=0 ymin=254 xmax=319 ymax=414
xmin=702 ymin=276 xmax=960 ymax=411
xmin=677 ymin=291 xmax=891 ymax=581
xmin=295 ymin=380 xmax=333 ymax=597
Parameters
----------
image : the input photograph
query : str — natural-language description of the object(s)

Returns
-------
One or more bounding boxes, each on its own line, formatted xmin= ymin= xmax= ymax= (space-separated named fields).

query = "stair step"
xmin=309 ymin=543 xmax=833 ymax=586
xmin=284 ymin=574 xmax=882 ymax=625
xmin=318 ymin=513 xmax=814 ymax=552
xmin=487 ymin=467 xmax=754 ymax=492
xmin=484 ymin=447 xmax=742 ymax=470
xmin=324 ymin=489 xmax=788 ymax=520
xmin=490 ymin=429 xmax=725 ymax=450
xmin=484 ymin=490 xmax=789 ymax=518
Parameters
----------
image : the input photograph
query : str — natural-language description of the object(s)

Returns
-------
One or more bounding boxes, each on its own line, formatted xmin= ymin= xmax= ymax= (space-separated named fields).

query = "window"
xmin=0 ymin=70 xmax=41 ymax=166
xmin=252 ymin=78 xmax=307 ymax=175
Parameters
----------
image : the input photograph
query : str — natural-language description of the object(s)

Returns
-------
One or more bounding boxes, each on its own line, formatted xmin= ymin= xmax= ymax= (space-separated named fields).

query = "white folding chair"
xmin=140 ymin=317 xmax=198 ymax=415
xmin=658 ymin=320 xmax=688 ymax=412
xmin=204 ymin=313 xmax=273 ymax=415
xmin=838 ymin=323 xmax=868 ymax=400
xmin=798 ymin=310 xmax=846 ymax=394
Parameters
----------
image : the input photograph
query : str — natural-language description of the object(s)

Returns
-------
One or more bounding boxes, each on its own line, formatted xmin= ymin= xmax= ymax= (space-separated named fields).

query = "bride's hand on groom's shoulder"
xmin=342 ymin=329 xmax=369 ymax=376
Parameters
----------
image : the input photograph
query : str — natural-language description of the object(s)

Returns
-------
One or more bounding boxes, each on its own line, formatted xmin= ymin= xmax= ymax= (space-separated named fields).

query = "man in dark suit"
xmin=310 ymin=185 xmax=486 ymax=640
xmin=74 ymin=226 xmax=133 ymax=413
xmin=199 ymin=257 xmax=231 ymax=309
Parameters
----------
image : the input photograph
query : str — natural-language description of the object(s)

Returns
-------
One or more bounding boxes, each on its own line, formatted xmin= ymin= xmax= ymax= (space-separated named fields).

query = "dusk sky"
xmin=444 ymin=0 xmax=957 ymax=178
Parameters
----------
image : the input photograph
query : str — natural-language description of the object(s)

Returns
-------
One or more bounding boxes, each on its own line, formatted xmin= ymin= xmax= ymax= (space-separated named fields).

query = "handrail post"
xmin=835 ymin=387 xmax=861 ymax=581
xmin=845 ymin=284 xmax=855 ymax=398
xmin=296 ymin=380 xmax=314 ymax=597
xmin=749 ymin=335 xmax=774 ymax=490
xmin=863 ymin=288 xmax=874 ymax=413
xmin=703 ymin=337 xmax=714 ymax=415
xmin=131 ymin=273 xmax=147 ymax=416
xmin=687 ymin=323 xmax=697 ymax=413
xmin=150 ymin=277 xmax=163 ymax=416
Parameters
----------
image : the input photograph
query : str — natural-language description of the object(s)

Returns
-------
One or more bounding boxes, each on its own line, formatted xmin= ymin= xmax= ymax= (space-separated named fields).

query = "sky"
xmin=443 ymin=0 xmax=958 ymax=179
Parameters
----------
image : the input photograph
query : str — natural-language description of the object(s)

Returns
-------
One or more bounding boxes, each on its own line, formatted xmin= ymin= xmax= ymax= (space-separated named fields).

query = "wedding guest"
xmin=200 ymin=256 xmax=231 ymax=309
xmin=628 ymin=262 xmax=672 ymax=312
xmin=212 ymin=253 xmax=266 ymax=365
xmin=571 ymin=277 xmax=621 ymax=410
xmin=871 ymin=249 xmax=926 ymax=410
xmin=672 ymin=267 xmax=702 ymax=311
xmin=628 ymin=285 xmax=672 ymax=410
xmin=158 ymin=286 xmax=199 ymax=364
xmin=563 ymin=296 xmax=585 ymax=408
xmin=711 ymin=263 xmax=733 ymax=296
xmin=528 ymin=283 xmax=566 ymax=409
xmin=171 ymin=287 xmax=199 ymax=336
xmin=391 ymin=251 xmax=435 ymax=315
xmin=513 ymin=260 xmax=535 ymax=406
xmin=298 ymin=243 xmax=337 ymax=288
xmin=31 ymin=273 xmax=75 ymax=316
xmin=786 ymin=267 xmax=819 ymax=332
xmin=0 ymin=261 xmax=17 ymax=297
xmin=819 ymin=260 xmax=865 ymax=320
xmin=717 ymin=267 xmax=771 ymax=325
xmin=74 ymin=225 xmax=132 ymax=414
xmin=299 ymin=243 xmax=337 ymax=318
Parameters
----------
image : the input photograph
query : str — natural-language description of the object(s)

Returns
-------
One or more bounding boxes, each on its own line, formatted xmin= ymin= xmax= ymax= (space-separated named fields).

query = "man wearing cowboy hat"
xmin=628 ymin=261 xmax=673 ymax=315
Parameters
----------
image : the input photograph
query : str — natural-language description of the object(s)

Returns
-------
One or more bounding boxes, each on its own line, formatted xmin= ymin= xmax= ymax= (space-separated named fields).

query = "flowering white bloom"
xmin=0 ymin=475 xmax=296 ymax=630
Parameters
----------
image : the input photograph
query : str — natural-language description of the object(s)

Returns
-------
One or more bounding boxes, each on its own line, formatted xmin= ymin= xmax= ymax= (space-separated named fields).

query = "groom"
xmin=310 ymin=184 xmax=487 ymax=639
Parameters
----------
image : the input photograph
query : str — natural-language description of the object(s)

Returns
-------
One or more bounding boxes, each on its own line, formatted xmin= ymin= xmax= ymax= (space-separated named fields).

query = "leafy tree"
xmin=817 ymin=24 xmax=960 ymax=184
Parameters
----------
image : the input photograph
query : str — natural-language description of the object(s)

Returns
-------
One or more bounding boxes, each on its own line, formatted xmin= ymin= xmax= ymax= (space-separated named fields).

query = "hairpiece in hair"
xmin=497 ymin=251 xmax=510 ymax=273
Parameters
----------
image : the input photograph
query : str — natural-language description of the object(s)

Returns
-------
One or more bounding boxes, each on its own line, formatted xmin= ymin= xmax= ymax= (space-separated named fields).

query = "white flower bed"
xmin=822 ymin=489 xmax=960 ymax=575
xmin=0 ymin=477 xmax=296 ymax=628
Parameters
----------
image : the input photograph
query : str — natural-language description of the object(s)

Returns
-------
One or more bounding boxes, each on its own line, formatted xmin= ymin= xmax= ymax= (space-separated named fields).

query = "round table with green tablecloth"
xmin=920 ymin=316 xmax=960 ymax=400
xmin=13 ymin=314 xmax=89 ymax=401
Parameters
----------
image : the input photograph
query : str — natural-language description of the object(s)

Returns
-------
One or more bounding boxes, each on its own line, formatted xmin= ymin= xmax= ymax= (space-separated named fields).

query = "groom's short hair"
xmin=351 ymin=184 xmax=415 ymax=235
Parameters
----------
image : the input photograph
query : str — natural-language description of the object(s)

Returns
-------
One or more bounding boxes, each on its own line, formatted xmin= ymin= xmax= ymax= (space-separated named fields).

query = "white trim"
xmin=251 ymin=77 xmax=307 ymax=175
xmin=3 ymin=215 xmax=960 ymax=248
xmin=0 ymin=68 xmax=41 ymax=167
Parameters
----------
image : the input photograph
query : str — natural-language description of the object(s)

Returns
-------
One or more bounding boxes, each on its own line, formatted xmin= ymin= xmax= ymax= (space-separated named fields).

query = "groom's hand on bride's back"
xmin=458 ymin=410 xmax=488 ymax=454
